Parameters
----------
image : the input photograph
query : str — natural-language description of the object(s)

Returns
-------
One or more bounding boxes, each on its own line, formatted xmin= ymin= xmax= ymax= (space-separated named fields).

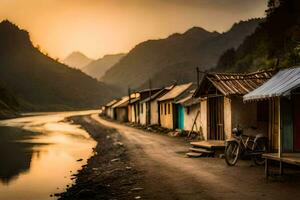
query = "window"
xmin=161 ymin=104 xmax=163 ymax=114
xmin=168 ymin=103 xmax=171 ymax=114
xmin=164 ymin=103 xmax=167 ymax=115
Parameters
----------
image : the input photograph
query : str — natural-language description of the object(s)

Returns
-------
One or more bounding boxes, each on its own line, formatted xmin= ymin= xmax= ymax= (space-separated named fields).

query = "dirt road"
xmin=92 ymin=114 xmax=300 ymax=200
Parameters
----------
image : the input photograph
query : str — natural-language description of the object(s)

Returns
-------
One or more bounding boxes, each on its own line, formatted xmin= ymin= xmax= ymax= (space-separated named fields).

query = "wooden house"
xmin=157 ymin=83 xmax=193 ymax=129
xmin=193 ymin=70 xmax=274 ymax=141
xmin=243 ymin=67 xmax=300 ymax=176
xmin=244 ymin=68 xmax=300 ymax=151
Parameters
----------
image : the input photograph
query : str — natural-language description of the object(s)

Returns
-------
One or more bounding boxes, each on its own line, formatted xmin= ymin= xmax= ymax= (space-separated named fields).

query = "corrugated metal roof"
xmin=158 ymin=83 xmax=193 ymax=102
xmin=206 ymin=70 xmax=274 ymax=96
xmin=244 ymin=67 xmax=300 ymax=101
xmin=112 ymin=96 xmax=129 ymax=108
xmin=106 ymin=99 xmax=119 ymax=107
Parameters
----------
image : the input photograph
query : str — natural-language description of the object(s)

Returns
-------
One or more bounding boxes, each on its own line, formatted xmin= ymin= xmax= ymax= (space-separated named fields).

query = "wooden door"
xmin=208 ymin=97 xmax=224 ymax=140
xmin=293 ymin=94 xmax=300 ymax=152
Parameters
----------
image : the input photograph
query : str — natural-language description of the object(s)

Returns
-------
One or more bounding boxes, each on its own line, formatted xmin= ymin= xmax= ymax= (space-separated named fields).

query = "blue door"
xmin=178 ymin=105 xmax=184 ymax=129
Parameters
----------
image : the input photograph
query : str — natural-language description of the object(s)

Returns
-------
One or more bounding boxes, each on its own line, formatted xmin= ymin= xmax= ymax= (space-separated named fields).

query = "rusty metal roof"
xmin=205 ymin=70 xmax=275 ymax=96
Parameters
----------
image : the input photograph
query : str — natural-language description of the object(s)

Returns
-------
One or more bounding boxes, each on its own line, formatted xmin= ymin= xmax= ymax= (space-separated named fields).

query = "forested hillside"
xmin=216 ymin=0 xmax=300 ymax=72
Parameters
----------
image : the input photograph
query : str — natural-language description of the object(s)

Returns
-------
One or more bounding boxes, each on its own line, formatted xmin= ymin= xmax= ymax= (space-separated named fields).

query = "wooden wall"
xmin=200 ymin=99 xmax=208 ymax=140
xmin=140 ymin=102 xmax=147 ymax=125
xmin=224 ymin=97 xmax=232 ymax=140
xmin=183 ymin=104 xmax=200 ymax=132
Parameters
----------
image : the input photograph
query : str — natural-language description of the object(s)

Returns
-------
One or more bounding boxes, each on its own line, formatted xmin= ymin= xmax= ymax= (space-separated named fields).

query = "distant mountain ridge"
xmin=82 ymin=53 xmax=125 ymax=80
xmin=0 ymin=20 xmax=118 ymax=111
xmin=101 ymin=19 xmax=263 ymax=91
xmin=63 ymin=51 xmax=94 ymax=69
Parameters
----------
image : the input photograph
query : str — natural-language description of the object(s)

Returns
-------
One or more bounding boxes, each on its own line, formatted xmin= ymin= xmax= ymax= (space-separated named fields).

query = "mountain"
xmin=63 ymin=51 xmax=94 ymax=69
xmin=82 ymin=53 xmax=125 ymax=80
xmin=216 ymin=0 xmax=300 ymax=72
xmin=101 ymin=19 xmax=262 ymax=91
xmin=0 ymin=20 xmax=118 ymax=111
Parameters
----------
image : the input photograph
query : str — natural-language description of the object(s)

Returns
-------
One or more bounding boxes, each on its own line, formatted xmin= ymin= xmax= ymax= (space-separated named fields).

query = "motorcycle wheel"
xmin=253 ymin=139 xmax=267 ymax=166
xmin=225 ymin=142 xmax=240 ymax=166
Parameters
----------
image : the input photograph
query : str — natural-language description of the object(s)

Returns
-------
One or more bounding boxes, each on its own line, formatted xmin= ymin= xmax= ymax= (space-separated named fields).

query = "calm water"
xmin=0 ymin=110 xmax=99 ymax=200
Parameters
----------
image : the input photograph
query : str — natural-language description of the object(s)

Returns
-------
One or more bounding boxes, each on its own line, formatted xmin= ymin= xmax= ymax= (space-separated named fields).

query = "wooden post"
xmin=279 ymin=161 xmax=283 ymax=175
xmin=265 ymin=158 xmax=269 ymax=179
xmin=278 ymin=97 xmax=282 ymax=158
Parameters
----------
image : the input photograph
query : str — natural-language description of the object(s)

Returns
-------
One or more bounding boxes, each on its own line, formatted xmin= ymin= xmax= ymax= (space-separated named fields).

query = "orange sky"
xmin=0 ymin=0 xmax=267 ymax=59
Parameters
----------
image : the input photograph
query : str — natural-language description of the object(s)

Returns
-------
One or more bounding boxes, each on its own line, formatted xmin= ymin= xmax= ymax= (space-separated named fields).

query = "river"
xmin=0 ymin=110 xmax=99 ymax=200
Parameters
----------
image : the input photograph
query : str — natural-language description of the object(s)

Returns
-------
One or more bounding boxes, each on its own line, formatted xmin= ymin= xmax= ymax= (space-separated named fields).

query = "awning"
xmin=243 ymin=67 xmax=300 ymax=101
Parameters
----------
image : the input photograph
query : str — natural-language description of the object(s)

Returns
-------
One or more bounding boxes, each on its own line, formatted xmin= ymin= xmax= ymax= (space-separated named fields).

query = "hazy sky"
xmin=0 ymin=0 xmax=267 ymax=59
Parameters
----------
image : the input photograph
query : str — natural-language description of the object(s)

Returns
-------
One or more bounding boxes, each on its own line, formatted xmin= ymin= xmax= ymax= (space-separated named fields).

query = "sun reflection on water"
xmin=0 ymin=110 xmax=99 ymax=200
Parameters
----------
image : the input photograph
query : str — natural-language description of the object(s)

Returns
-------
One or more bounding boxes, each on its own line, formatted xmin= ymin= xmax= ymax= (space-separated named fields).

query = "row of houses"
xmin=103 ymin=67 xmax=300 ymax=160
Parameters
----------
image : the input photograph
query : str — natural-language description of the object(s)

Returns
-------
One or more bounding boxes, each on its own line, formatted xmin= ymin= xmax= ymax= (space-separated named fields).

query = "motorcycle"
xmin=225 ymin=127 xmax=268 ymax=166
